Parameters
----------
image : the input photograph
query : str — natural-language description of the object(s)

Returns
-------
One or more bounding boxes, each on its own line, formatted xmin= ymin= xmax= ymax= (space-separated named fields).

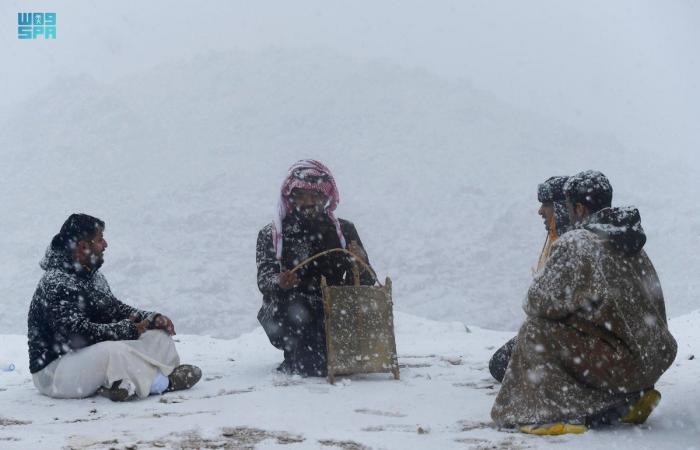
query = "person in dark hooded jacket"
xmin=491 ymin=171 xmax=677 ymax=435
xmin=489 ymin=176 xmax=571 ymax=383
xmin=28 ymin=214 xmax=202 ymax=401
xmin=257 ymin=160 xmax=375 ymax=377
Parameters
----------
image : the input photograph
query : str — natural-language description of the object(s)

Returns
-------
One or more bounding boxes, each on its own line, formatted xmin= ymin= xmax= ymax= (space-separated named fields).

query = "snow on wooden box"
xmin=321 ymin=275 xmax=400 ymax=384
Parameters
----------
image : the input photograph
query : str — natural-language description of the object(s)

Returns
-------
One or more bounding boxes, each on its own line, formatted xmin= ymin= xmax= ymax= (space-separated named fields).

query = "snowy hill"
xmin=0 ymin=311 xmax=698 ymax=449
xmin=2 ymin=49 xmax=698 ymax=339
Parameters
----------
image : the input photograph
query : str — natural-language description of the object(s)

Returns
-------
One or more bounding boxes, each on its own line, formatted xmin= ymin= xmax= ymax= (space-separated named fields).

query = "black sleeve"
xmin=45 ymin=284 xmax=140 ymax=345
xmin=256 ymin=225 xmax=282 ymax=296
xmin=343 ymin=221 xmax=376 ymax=286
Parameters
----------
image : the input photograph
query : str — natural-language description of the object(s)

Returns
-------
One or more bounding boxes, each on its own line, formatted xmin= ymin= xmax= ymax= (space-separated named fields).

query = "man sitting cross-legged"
xmin=28 ymin=213 xmax=202 ymax=401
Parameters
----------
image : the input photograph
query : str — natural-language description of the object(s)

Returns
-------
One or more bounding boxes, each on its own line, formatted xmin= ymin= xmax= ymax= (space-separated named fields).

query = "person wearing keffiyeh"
xmin=256 ymin=160 xmax=376 ymax=377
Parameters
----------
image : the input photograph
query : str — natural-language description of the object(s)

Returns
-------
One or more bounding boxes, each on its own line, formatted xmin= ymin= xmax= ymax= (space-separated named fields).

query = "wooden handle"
xmin=288 ymin=248 xmax=381 ymax=287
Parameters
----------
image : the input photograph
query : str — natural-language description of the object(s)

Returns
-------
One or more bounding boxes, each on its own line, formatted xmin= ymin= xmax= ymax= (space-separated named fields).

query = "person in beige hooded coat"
xmin=491 ymin=171 xmax=677 ymax=432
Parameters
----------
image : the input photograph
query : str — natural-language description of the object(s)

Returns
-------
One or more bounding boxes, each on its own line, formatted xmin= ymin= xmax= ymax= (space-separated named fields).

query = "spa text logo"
xmin=18 ymin=12 xmax=56 ymax=39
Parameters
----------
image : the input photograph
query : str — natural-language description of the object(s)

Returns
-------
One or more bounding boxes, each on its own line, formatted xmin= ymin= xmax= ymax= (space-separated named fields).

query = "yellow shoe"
xmin=519 ymin=422 xmax=587 ymax=435
xmin=621 ymin=389 xmax=661 ymax=424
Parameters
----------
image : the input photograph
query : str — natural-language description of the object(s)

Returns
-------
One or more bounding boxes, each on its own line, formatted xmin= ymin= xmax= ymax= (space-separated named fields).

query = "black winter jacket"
xmin=27 ymin=246 xmax=157 ymax=373
xmin=256 ymin=215 xmax=375 ymax=323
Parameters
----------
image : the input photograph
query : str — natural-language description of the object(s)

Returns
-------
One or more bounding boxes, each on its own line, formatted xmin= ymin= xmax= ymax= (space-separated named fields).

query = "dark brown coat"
xmin=492 ymin=207 xmax=677 ymax=426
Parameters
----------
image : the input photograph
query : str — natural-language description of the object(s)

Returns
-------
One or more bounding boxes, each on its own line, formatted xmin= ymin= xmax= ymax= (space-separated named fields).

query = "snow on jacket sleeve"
xmin=45 ymin=283 xmax=140 ymax=344
xmin=256 ymin=224 xmax=282 ymax=296
xmin=524 ymin=230 xmax=597 ymax=320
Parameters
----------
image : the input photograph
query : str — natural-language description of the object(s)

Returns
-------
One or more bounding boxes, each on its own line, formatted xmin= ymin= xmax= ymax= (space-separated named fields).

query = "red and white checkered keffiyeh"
xmin=272 ymin=159 xmax=346 ymax=260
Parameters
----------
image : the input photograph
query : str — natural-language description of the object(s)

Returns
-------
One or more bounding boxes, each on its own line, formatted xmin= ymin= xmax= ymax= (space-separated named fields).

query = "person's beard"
xmin=291 ymin=205 xmax=324 ymax=222
xmin=85 ymin=251 xmax=104 ymax=271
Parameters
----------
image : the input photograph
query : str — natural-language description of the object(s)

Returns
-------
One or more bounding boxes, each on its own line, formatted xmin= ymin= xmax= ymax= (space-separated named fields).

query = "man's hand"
xmin=133 ymin=319 xmax=149 ymax=336
xmin=348 ymin=240 xmax=368 ymax=264
xmin=278 ymin=270 xmax=300 ymax=290
xmin=154 ymin=315 xmax=176 ymax=336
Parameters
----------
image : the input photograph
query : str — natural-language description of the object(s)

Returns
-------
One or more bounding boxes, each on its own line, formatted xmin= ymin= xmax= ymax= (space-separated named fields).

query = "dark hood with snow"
xmin=40 ymin=243 xmax=75 ymax=272
xmin=583 ymin=206 xmax=647 ymax=255
xmin=27 ymin=241 xmax=158 ymax=374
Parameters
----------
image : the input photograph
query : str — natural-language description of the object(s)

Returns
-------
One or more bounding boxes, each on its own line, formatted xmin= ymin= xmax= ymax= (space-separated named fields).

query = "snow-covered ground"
xmin=1 ymin=310 xmax=698 ymax=450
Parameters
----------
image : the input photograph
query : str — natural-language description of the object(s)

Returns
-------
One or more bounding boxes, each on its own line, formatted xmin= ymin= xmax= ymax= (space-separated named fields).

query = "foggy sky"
xmin=1 ymin=0 xmax=698 ymax=157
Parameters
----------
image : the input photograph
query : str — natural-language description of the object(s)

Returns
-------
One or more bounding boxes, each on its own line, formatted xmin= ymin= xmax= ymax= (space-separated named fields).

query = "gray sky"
xmin=2 ymin=0 xmax=698 ymax=156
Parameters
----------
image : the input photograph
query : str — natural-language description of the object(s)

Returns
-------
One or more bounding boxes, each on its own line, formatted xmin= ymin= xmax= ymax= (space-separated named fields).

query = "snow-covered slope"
xmin=2 ymin=49 xmax=698 ymax=338
xmin=1 ymin=311 xmax=698 ymax=449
